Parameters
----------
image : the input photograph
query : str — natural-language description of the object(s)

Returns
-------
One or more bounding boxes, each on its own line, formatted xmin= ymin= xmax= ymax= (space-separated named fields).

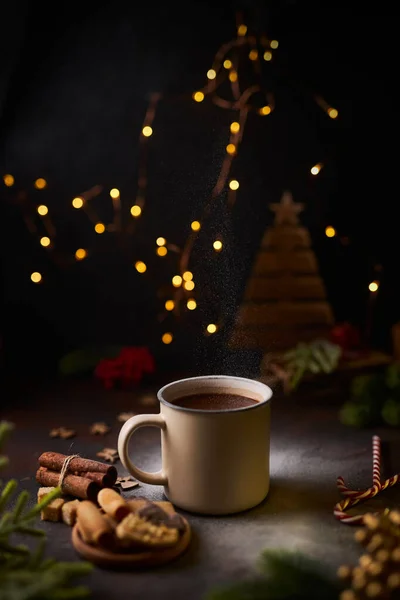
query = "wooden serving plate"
xmin=71 ymin=506 xmax=191 ymax=569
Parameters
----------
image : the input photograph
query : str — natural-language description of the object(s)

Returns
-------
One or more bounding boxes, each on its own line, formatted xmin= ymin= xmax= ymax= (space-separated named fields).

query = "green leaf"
xmin=385 ymin=363 xmax=400 ymax=390
xmin=339 ymin=402 xmax=375 ymax=428
xmin=58 ymin=345 xmax=122 ymax=376
xmin=381 ymin=398 xmax=400 ymax=426
xmin=283 ymin=340 xmax=341 ymax=391
xmin=350 ymin=374 xmax=377 ymax=398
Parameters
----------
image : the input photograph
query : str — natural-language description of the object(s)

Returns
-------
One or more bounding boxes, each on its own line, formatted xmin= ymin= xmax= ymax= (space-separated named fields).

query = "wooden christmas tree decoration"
xmin=230 ymin=191 xmax=334 ymax=352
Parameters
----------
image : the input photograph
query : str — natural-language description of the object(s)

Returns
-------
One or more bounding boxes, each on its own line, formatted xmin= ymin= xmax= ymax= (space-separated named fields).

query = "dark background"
xmin=0 ymin=1 xmax=397 ymax=380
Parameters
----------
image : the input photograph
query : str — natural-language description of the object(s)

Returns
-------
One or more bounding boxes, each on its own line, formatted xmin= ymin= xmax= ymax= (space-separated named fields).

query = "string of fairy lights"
xmin=2 ymin=18 xmax=378 ymax=345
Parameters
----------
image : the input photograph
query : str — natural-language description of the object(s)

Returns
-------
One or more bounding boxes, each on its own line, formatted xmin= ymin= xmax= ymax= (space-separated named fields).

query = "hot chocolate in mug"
xmin=118 ymin=375 xmax=272 ymax=515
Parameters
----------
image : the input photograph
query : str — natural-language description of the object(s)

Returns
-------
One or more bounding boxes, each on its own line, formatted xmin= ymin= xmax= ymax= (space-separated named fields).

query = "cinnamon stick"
xmin=36 ymin=467 xmax=99 ymax=501
xmin=97 ymin=488 xmax=130 ymax=522
xmin=77 ymin=501 xmax=114 ymax=547
xmin=39 ymin=467 xmax=115 ymax=488
xmin=79 ymin=470 xmax=116 ymax=487
xmin=38 ymin=452 xmax=117 ymax=480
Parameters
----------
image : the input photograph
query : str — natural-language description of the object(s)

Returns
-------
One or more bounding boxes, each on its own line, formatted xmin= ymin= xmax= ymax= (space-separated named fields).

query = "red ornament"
xmin=95 ymin=347 xmax=155 ymax=389
xmin=330 ymin=323 xmax=361 ymax=352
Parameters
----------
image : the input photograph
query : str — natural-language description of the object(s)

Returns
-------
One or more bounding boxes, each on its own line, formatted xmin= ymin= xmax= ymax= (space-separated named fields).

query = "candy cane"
xmin=336 ymin=476 xmax=361 ymax=497
xmin=334 ymin=436 xmax=400 ymax=525
xmin=336 ymin=436 xmax=382 ymax=497
xmin=372 ymin=435 xmax=381 ymax=490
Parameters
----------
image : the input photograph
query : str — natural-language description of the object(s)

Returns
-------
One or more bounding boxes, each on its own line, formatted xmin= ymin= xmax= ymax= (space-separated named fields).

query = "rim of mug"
xmin=157 ymin=375 xmax=273 ymax=414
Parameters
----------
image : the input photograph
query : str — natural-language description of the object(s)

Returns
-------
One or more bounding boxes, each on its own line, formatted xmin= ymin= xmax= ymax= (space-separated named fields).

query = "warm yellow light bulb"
xmin=229 ymin=180 xmax=239 ymax=191
xmin=237 ymin=24 xmax=247 ymax=36
xmin=135 ymin=261 xmax=147 ymax=273
xmin=193 ymin=91 xmax=205 ymax=102
xmin=156 ymin=237 xmax=166 ymax=246
xmin=325 ymin=226 xmax=336 ymax=238
xmin=263 ymin=51 xmax=272 ymax=61
xmin=213 ymin=240 xmax=223 ymax=251
xmin=142 ymin=126 xmax=153 ymax=137
xmin=207 ymin=69 xmax=216 ymax=80
xmin=259 ymin=105 xmax=271 ymax=116
xmin=369 ymin=281 xmax=379 ymax=292
xmin=207 ymin=323 xmax=217 ymax=334
xmin=157 ymin=246 xmax=168 ymax=256
xmin=223 ymin=59 xmax=232 ymax=69
xmin=270 ymin=40 xmax=279 ymax=49
xmin=311 ymin=164 xmax=322 ymax=176
xmin=75 ymin=248 xmax=87 ymax=260
xmin=37 ymin=205 xmax=48 ymax=216
xmin=191 ymin=220 xmax=201 ymax=231
xmin=34 ymin=178 xmax=47 ymax=190
xmin=184 ymin=280 xmax=195 ymax=291
xmin=183 ymin=271 xmax=193 ymax=281
xmin=249 ymin=49 xmax=258 ymax=61
xmin=130 ymin=205 xmax=142 ymax=217
xmin=40 ymin=236 xmax=50 ymax=247
xmin=172 ymin=275 xmax=182 ymax=287
xmin=3 ymin=174 xmax=14 ymax=187
xmin=187 ymin=299 xmax=197 ymax=310
xmin=72 ymin=197 xmax=84 ymax=209
xmin=95 ymin=222 xmax=105 ymax=234
xmin=230 ymin=122 xmax=240 ymax=134
xmin=30 ymin=272 xmax=42 ymax=283
xmin=229 ymin=71 xmax=238 ymax=82
xmin=226 ymin=143 xmax=236 ymax=155
xmin=162 ymin=332 xmax=173 ymax=344
xmin=110 ymin=188 xmax=120 ymax=199
xmin=165 ymin=300 xmax=175 ymax=311
xmin=328 ymin=107 xmax=339 ymax=119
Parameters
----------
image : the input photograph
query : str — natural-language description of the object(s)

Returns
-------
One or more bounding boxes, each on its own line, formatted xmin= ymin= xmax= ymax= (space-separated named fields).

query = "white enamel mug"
xmin=118 ymin=375 xmax=272 ymax=515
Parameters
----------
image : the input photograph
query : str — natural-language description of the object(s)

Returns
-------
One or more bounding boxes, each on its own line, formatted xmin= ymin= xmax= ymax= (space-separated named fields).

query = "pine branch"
xmin=207 ymin=550 xmax=339 ymax=600
xmin=0 ymin=421 xmax=93 ymax=600
xmin=283 ymin=340 xmax=341 ymax=390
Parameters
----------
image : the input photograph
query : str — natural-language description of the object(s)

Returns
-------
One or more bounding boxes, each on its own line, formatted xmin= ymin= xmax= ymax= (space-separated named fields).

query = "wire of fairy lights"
xmin=1 ymin=17 xmax=342 ymax=347
xmin=127 ymin=92 xmax=161 ymax=234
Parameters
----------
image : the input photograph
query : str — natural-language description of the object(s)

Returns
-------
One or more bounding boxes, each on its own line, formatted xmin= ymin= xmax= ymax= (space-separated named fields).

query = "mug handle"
xmin=118 ymin=414 xmax=168 ymax=486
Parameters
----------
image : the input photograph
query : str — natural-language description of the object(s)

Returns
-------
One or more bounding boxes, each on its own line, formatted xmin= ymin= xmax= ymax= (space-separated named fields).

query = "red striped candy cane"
xmin=334 ymin=435 xmax=399 ymax=525
xmin=372 ymin=435 xmax=381 ymax=490
xmin=334 ymin=484 xmax=382 ymax=524
xmin=336 ymin=436 xmax=382 ymax=497
xmin=380 ymin=473 xmax=399 ymax=491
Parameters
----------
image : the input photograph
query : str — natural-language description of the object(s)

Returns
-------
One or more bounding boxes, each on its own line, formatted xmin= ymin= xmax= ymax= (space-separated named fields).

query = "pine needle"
xmin=0 ymin=480 xmax=18 ymax=513
xmin=12 ymin=491 xmax=30 ymax=522
xmin=23 ymin=487 xmax=61 ymax=520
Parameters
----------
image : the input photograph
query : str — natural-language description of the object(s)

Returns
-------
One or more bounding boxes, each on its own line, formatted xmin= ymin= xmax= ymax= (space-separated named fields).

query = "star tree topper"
xmin=270 ymin=191 xmax=304 ymax=225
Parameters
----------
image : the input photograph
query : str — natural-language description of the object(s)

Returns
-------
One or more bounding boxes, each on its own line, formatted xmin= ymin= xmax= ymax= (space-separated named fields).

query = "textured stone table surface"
xmin=1 ymin=377 xmax=400 ymax=599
